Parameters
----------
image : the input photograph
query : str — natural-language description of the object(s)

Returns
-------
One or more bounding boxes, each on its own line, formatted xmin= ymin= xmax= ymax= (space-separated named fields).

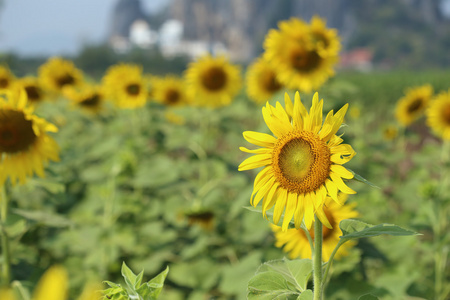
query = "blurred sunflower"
xmin=63 ymin=84 xmax=104 ymax=114
xmin=185 ymin=208 xmax=215 ymax=230
xmin=185 ymin=55 xmax=242 ymax=107
xmin=245 ymin=57 xmax=283 ymax=103
xmin=239 ymin=92 xmax=356 ymax=230
xmin=38 ymin=57 xmax=83 ymax=93
xmin=271 ymin=194 xmax=358 ymax=261
xmin=309 ymin=16 xmax=341 ymax=57
xmin=0 ymin=66 xmax=15 ymax=89
xmin=395 ymin=84 xmax=433 ymax=126
xmin=102 ymin=64 xmax=147 ymax=109
xmin=0 ymin=88 xmax=59 ymax=186
xmin=426 ymin=89 xmax=450 ymax=140
xmin=152 ymin=75 xmax=191 ymax=107
xmin=15 ymin=77 xmax=46 ymax=104
xmin=263 ymin=18 xmax=339 ymax=93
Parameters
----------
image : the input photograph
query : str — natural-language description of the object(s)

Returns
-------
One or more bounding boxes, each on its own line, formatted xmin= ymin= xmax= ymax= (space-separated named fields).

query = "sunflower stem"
xmin=0 ymin=184 xmax=11 ymax=286
xmin=313 ymin=215 xmax=323 ymax=300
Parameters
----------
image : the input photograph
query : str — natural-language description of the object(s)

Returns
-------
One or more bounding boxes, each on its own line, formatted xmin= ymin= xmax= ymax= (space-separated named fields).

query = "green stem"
xmin=0 ymin=184 xmax=11 ymax=285
xmin=300 ymin=222 xmax=314 ymax=255
xmin=313 ymin=215 xmax=323 ymax=300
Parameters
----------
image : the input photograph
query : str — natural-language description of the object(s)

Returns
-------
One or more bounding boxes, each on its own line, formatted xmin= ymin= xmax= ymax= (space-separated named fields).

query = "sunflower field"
xmin=0 ymin=15 xmax=449 ymax=300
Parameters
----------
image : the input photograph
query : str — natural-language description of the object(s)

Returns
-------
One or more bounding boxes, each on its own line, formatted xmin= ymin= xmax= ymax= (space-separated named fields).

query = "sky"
xmin=0 ymin=0 xmax=169 ymax=57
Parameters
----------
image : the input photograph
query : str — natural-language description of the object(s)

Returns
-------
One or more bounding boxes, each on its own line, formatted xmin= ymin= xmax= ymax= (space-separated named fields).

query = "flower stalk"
xmin=313 ymin=215 xmax=323 ymax=300
xmin=0 ymin=184 xmax=11 ymax=285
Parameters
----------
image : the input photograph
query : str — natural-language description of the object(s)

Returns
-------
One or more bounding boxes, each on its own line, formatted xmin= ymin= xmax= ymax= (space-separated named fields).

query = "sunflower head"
xmin=184 ymin=208 xmax=215 ymax=230
xmin=102 ymin=64 xmax=147 ymax=109
xmin=263 ymin=17 xmax=340 ymax=93
xmin=152 ymin=75 xmax=192 ymax=107
xmin=38 ymin=57 xmax=83 ymax=94
xmin=0 ymin=88 xmax=59 ymax=185
xmin=239 ymin=92 xmax=356 ymax=230
xmin=0 ymin=66 xmax=15 ymax=89
xmin=185 ymin=55 xmax=242 ymax=107
xmin=271 ymin=194 xmax=358 ymax=261
xmin=245 ymin=57 xmax=283 ymax=103
xmin=15 ymin=76 xmax=46 ymax=104
xmin=63 ymin=84 xmax=105 ymax=114
xmin=426 ymin=89 xmax=450 ymax=140
xmin=33 ymin=266 xmax=68 ymax=300
xmin=395 ymin=84 xmax=433 ymax=126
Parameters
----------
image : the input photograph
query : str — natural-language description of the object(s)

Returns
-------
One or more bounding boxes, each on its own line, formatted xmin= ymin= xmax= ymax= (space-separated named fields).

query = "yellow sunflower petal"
xmin=252 ymin=177 xmax=276 ymax=207
xmin=284 ymin=92 xmax=294 ymax=118
xmin=315 ymin=204 xmax=332 ymax=229
xmin=262 ymin=105 xmax=290 ymax=137
xmin=273 ymin=188 xmax=288 ymax=225
xmin=239 ymin=147 xmax=272 ymax=154
xmin=330 ymin=165 xmax=354 ymax=179
xmin=322 ymin=104 xmax=349 ymax=141
xmin=325 ymin=179 xmax=340 ymax=204
xmin=243 ymin=131 xmax=277 ymax=147
xmin=294 ymin=194 xmax=305 ymax=228
xmin=282 ymin=192 xmax=297 ymax=231
xmin=262 ymin=182 xmax=279 ymax=217
xmin=329 ymin=173 xmax=356 ymax=194
xmin=238 ymin=154 xmax=272 ymax=171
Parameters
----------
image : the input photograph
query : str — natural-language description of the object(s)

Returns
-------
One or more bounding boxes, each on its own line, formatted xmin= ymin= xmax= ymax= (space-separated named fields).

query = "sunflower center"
xmin=25 ymin=85 xmax=42 ymax=102
xmin=0 ymin=78 xmax=10 ymax=88
xmin=262 ymin=71 xmax=282 ymax=93
xmin=273 ymin=131 xmax=331 ymax=194
xmin=56 ymin=74 xmax=75 ymax=88
xmin=0 ymin=109 xmax=37 ymax=153
xmin=81 ymin=94 xmax=100 ymax=107
xmin=441 ymin=105 xmax=450 ymax=125
xmin=126 ymin=84 xmax=141 ymax=95
xmin=290 ymin=48 xmax=322 ymax=72
xmin=201 ymin=66 xmax=227 ymax=91
xmin=165 ymin=89 xmax=180 ymax=104
xmin=407 ymin=98 xmax=423 ymax=113
xmin=313 ymin=32 xmax=330 ymax=48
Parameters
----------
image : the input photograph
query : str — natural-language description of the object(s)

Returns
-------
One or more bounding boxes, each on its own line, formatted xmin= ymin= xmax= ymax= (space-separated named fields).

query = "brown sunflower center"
xmin=262 ymin=71 xmax=282 ymax=93
xmin=272 ymin=131 xmax=331 ymax=194
xmin=165 ymin=89 xmax=180 ymax=104
xmin=407 ymin=98 xmax=424 ymax=113
xmin=81 ymin=94 xmax=101 ymax=107
xmin=126 ymin=84 xmax=141 ymax=96
xmin=25 ymin=85 xmax=42 ymax=102
xmin=0 ymin=109 xmax=37 ymax=153
xmin=441 ymin=104 xmax=450 ymax=125
xmin=313 ymin=32 xmax=330 ymax=48
xmin=201 ymin=66 xmax=227 ymax=91
xmin=0 ymin=78 xmax=10 ymax=88
xmin=290 ymin=48 xmax=322 ymax=72
xmin=56 ymin=74 xmax=75 ymax=88
xmin=300 ymin=209 xmax=336 ymax=240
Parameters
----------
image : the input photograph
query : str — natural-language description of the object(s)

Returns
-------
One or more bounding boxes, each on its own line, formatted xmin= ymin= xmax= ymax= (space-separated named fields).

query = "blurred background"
xmin=2 ymin=0 xmax=450 ymax=77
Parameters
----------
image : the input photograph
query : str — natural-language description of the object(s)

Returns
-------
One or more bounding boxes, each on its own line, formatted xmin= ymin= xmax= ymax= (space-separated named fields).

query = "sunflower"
xmin=15 ymin=76 xmax=46 ymax=104
xmin=152 ymin=75 xmax=192 ymax=107
xmin=63 ymin=84 xmax=104 ymax=114
xmin=238 ymin=92 xmax=356 ymax=230
xmin=0 ymin=66 xmax=15 ymax=89
xmin=38 ymin=57 xmax=83 ymax=94
xmin=184 ymin=208 xmax=215 ymax=231
xmin=185 ymin=55 xmax=242 ymax=107
xmin=309 ymin=16 xmax=341 ymax=57
xmin=102 ymin=64 xmax=147 ymax=109
xmin=395 ymin=84 xmax=433 ymax=126
xmin=0 ymin=88 xmax=59 ymax=186
xmin=271 ymin=194 xmax=358 ymax=261
xmin=245 ymin=56 xmax=283 ymax=104
xmin=263 ymin=18 xmax=339 ymax=93
xmin=426 ymin=89 xmax=450 ymax=140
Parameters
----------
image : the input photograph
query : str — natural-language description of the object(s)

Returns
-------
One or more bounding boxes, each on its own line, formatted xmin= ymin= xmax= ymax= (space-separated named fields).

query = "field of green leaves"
xmin=2 ymin=68 xmax=449 ymax=299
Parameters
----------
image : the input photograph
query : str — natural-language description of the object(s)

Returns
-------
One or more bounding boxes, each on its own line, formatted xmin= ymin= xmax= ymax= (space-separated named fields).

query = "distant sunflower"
xmin=15 ymin=77 xmax=46 ymax=104
xmin=185 ymin=55 xmax=242 ymax=107
xmin=63 ymin=84 xmax=104 ymax=114
xmin=426 ymin=89 xmax=450 ymax=140
xmin=238 ymin=92 xmax=356 ymax=230
xmin=38 ymin=57 xmax=83 ymax=93
xmin=271 ymin=194 xmax=358 ymax=261
xmin=0 ymin=66 xmax=15 ymax=89
xmin=309 ymin=16 xmax=341 ymax=57
xmin=185 ymin=208 xmax=215 ymax=231
xmin=245 ymin=57 xmax=283 ymax=103
xmin=102 ymin=64 xmax=147 ymax=109
xmin=152 ymin=75 xmax=191 ymax=107
xmin=0 ymin=88 xmax=59 ymax=186
xmin=395 ymin=84 xmax=433 ymax=126
xmin=263 ymin=18 xmax=339 ymax=93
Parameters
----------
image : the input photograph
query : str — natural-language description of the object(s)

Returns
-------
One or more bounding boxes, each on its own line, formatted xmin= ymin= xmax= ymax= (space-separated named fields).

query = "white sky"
xmin=0 ymin=0 xmax=169 ymax=56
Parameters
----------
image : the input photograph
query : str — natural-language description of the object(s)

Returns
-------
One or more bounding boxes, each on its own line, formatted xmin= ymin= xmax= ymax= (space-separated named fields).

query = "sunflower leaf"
xmin=358 ymin=294 xmax=379 ymax=300
xmin=339 ymin=219 xmax=417 ymax=241
xmin=297 ymin=290 xmax=313 ymax=300
xmin=348 ymin=169 xmax=380 ymax=189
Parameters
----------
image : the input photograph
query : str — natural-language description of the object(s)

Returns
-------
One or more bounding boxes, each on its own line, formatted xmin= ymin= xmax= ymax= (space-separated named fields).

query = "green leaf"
xmin=247 ymin=271 xmax=299 ymax=300
xmin=121 ymin=262 xmax=138 ymax=292
xmin=339 ymin=219 xmax=417 ymax=241
xmin=146 ymin=266 xmax=169 ymax=299
xmin=348 ymin=169 xmax=380 ymax=189
xmin=358 ymin=294 xmax=379 ymax=300
xmin=12 ymin=209 xmax=72 ymax=228
xmin=297 ymin=290 xmax=313 ymax=300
